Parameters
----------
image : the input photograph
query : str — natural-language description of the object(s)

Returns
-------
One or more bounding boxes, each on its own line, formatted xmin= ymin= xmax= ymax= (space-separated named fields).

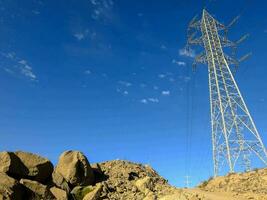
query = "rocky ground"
xmin=0 ymin=150 xmax=266 ymax=200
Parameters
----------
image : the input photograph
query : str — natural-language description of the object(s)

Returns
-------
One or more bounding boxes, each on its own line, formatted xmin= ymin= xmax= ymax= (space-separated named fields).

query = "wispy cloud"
xmin=178 ymin=75 xmax=191 ymax=83
xmin=140 ymin=99 xmax=148 ymax=104
xmin=264 ymin=30 xmax=267 ymax=33
xmin=148 ymin=98 xmax=159 ymax=103
xmin=0 ymin=52 xmax=38 ymax=81
xmin=18 ymin=60 xmax=37 ymax=81
xmin=184 ymin=76 xmax=191 ymax=82
xmin=160 ymin=44 xmax=167 ymax=50
xmin=162 ymin=90 xmax=170 ymax=96
xmin=84 ymin=70 xmax=92 ymax=75
xmin=90 ymin=0 xmax=114 ymax=21
xmin=118 ymin=81 xmax=132 ymax=87
xmin=116 ymin=88 xmax=129 ymax=96
xmin=137 ymin=13 xmax=143 ymax=17
xmin=172 ymin=59 xmax=186 ymax=66
xmin=140 ymin=98 xmax=159 ymax=104
xmin=140 ymin=83 xmax=147 ymax=88
xmin=32 ymin=10 xmax=40 ymax=15
xmin=158 ymin=74 xmax=166 ymax=79
xmin=74 ymin=33 xmax=86 ymax=41
xmin=123 ymin=91 xmax=129 ymax=95
xmin=169 ymin=78 xmax=175 ymax=82
xmin=179 ymin=48 xmax=195 ymax=58
xmin=73 ymin=29 xmax=96 ymax=41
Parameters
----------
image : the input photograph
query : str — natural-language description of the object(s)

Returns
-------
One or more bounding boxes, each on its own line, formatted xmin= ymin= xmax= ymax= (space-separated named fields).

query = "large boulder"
xmin=0 ymin=173 xmax=24 ymax=200
xmin=20 ymin=179 xmax=55 ymax=199
xmin=0 ymin=152 xmax=28 ymax=177
xmin=0 ymin=151 xmax=53 ymax=183
xmin=15 ymin=151 xmax=54 ymax=183
xmin=53 ymin=151 xmax=94 ymax=188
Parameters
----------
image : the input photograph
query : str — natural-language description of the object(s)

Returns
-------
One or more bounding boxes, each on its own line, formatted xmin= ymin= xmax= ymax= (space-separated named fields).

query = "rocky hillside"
xmin=198 ymin=168 xmax=267 ymax=200
xmin=0 ymin=150 xmax=266 ymax=200
xmin=0 ymin=150 xmax=181 ymax=200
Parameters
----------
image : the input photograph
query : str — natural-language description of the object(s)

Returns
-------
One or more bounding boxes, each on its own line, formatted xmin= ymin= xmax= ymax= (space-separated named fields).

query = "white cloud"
xmin=90 ymin=0 xmax=98 ymax=5
xmin=74 ymin=33 xmax=85 ymax=41
xmin=102 ymin=73 xmax=108 ymax=78
xmin=18 ymin=61 xmax=37 ymax=81
xmin=169 ymin=78 xmax=175 ymax=82
xmin=158 ymin=74 xmax=166 ymax=79
xmin=20 ymin=65 xmax=37 ymax=80
xmin=153 ymin=86 xmax=159 ymax=90
xmin=18 ymin=60 xmax=27 ymax=65
xmin=162 ymin=90 xmax=170 ymax=96
xmin=172 ymin=59 xmax=186 ymax=66
xmin=160 ymin=44 xmax=167 ymax=50
xmin=0 ymin=52 xmax=37 ymax=81
xmin=32 ymin=10 xmax=40 ymax=15
xmin=140 ymin=98 xmax=159 ymax=104
xmin=84 ymin=70 xmax=92 ymax=75
xmin=148 ymin=98 xmax=159 ymax=103
xmin=179 ymin=48 xmax=195 ymax=58
xmin=73 ymin=29 xmax=96 ymax=41
xmin=140 ymin=83 xmax=147 ymax=88
xmin=118 ymin=81 xmax=132 ymax=87
xmin=90 ymin=0 xmax=114 ymax=20
xmin=184 ymin=76 xmax=191 ymax=82
xmin=123 ymin=91 xmax=128 ymax=95
xmin=140 ymin=99 xmax=148 ymax=104
xmin=4 ymin=68 xmax=14 ymax=74
xmin=7 ymin=53 xmax=15 ymax=59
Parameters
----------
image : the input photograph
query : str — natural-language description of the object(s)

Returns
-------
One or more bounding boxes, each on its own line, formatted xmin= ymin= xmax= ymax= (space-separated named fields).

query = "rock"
xmin=135 ymin=176 xmax=155 ymax=193
xmin=143 ymin=192 xmax=156 ymax=200
xmin=54 ymin=151 xmax=94 ymax=187
xmin=0 ymin=152 xmax=28 ymax=178
xmin=0 ymin=173 xmax=24 ymax=200
xmin=83 ymin=183 xmax=103 ymax=200
xmin=0 ymin=151 xmax=53 ymax=183
xmin=91 ymin=163 xmax=108 ymax=183
xmin=20 ymin=179 xmax=55 ymax=199
xmin=52 ymin=170 xmax=71 ymax=193
xmin=50 ymin=186 xmax=68 ymax=200
xmin=15 ymin=151 xmax=54 ymax=183
xmin=71 ymin=185 xmax=95 ymax=200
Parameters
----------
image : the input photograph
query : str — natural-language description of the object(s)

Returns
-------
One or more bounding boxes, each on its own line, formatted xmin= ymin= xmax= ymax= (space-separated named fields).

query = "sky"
xmin=1 ymin=0 xmax=267 ymax=187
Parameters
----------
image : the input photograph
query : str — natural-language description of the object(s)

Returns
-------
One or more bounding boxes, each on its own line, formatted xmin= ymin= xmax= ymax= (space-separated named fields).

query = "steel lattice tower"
xmin=186 ymin=9 xmax=267 ymax=176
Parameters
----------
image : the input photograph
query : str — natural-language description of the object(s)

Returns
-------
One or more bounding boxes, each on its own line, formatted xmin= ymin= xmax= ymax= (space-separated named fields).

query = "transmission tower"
xmin=186 ymin=9 xmax=267 ymax=176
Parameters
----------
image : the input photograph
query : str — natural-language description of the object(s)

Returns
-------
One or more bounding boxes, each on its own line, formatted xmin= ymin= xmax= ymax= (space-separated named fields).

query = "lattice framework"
xmin=186 ymin=10 xmax=267 ymax=176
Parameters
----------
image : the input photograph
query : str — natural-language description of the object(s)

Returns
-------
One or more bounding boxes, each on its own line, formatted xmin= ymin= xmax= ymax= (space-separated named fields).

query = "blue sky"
xmin=1 ymin=0 xmax=267 ymax=187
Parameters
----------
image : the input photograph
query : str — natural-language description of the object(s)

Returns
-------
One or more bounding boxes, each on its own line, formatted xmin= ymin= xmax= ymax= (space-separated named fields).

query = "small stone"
xmin=50 ymin=186 xmax=68 ymax=200
xmin=83 ymin=184 xmax=103 ymax=200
